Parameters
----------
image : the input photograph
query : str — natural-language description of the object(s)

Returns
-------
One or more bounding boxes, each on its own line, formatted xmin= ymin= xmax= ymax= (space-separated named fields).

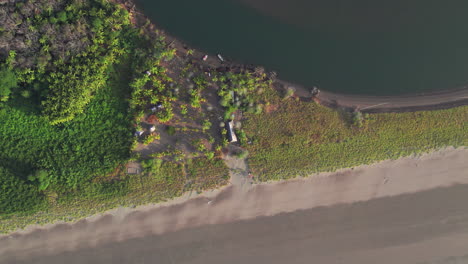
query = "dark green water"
xmin=135 ymin=0 xmax=468 ymax=95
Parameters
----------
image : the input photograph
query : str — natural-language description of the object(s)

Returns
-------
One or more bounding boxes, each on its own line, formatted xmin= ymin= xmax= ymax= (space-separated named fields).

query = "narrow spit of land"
xmin=276 ymin=80 xmax=468 ymax=112
xmin=1 ymin=147 xmax=467 ymax=263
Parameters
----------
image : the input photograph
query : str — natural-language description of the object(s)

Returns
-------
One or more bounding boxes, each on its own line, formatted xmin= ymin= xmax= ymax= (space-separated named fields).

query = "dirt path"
xmin=1 ymin=147 xmax=467 ymax=263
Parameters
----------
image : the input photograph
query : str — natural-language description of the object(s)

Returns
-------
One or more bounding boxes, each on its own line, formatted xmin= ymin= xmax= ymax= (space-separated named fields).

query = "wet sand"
xmin=7 ymin=184 xmax=468 ymax=264
xmin=1 ymin=147 xmax=467 ymax=263
xmin=316 ymin=87 xmax=468 ymax=112
xmin=276 ymin=79 xmax=468 ymax=112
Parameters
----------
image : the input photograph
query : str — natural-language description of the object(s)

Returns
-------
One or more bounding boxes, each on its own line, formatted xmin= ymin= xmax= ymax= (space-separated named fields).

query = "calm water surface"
xmin=136 ymin=0 xmax=468 ymax=95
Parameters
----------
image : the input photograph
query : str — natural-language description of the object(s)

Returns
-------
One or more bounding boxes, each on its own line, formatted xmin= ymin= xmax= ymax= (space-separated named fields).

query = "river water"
xmin=135 ymin=0 xmax=468 ymax=95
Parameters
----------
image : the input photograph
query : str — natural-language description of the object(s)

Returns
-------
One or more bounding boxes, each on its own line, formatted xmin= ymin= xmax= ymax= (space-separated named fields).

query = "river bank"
xmin=276 ymin=79 xmax=468 ymax=112
xmin=1 ymin=147 xmax=467 ymax=262
xmin=120 ymin=0 xmax=468 ymax=113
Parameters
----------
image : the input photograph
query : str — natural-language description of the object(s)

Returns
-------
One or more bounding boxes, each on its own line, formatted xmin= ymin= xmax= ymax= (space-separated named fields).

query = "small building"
xmin=126 ymin=162 xmax=142 ymax=175
xmin=126 ymin=167 xmax=140 ymax=174
xmin=225 ymin=120 xmax=237 ymax=143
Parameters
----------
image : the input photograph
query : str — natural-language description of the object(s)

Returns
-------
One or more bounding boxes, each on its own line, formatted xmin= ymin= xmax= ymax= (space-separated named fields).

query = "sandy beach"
xmin=1 ymin=147 xmax=467 ymax=263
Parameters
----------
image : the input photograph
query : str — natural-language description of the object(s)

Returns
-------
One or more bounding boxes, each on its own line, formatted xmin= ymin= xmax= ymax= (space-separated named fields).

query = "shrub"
xmin=0 ymin=66 xmax=17 ymax=101
xmin=202 ymin=120 xmax=212 ymax=131
xmin=205 ymin=151 xmax=215 ymax=160
xmin=234 ymin=149 xmax=249 ymax=159
xmin=237 ymin=129 xmax=248 ymax=145
xmin=143 ymin=133 xmax=160 ymax=145
xmin=142 ymin=158 xmax=163 ymax=175
xmin=180 ymin=105 xmax=188 ymax=115
xmin=56 ymin=11 xmax=68 ymax=22
xmin=0 ymin=167 xmax=45 ymax=214
xmin=20 ymin=90 xmax=31 ymax=98
xmin=27 ymin=170 xmax=50 ymax=191
xmin=352 ymin=110 xmax=364 ymax=127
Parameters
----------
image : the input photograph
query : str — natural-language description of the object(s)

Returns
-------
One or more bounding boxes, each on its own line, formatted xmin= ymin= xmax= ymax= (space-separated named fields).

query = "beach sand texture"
xmin=1 ymin=147 xmax=467 ymax=263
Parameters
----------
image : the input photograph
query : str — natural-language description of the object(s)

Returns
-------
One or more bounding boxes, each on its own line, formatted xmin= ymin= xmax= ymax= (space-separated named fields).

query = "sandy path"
xmin=0 ymin=147 xmax=467 ymax=263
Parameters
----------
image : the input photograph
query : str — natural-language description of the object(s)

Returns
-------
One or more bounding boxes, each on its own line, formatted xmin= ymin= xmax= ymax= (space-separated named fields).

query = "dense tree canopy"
xmin=0 ymin=167 xmax=44 ymax=214
xmin=0 ymin=0 xmax=137 ymax=214
xmin=1 ymin=0 xmax=133 ymax=124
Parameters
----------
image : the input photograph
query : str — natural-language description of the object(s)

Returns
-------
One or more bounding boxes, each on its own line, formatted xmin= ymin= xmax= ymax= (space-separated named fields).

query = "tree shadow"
xmin=0 ymin=156 xmax=35 ymax=181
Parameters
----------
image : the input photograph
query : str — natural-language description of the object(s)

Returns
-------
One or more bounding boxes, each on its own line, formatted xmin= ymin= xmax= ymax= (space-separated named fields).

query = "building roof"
xmin=225 ymin=120 xmax=237 ymax=143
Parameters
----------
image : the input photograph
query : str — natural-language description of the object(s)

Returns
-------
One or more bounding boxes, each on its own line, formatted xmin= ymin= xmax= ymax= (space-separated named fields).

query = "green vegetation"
xmin=0 ymin=0 xmax=466 ymax=235
xmin=243 ymin=88 xmax=468 ymax=181
xmin=233 ymin=149 xmax=249 ymax=159
xmin=128 ymin=35 xmax=176 ymax=123
xmin=0 ymin=0 xmax=230 ymax=231
xmin=0 ymin=67 xmax=17 ymax=102
xmin=0 ymin=62 xmax=134 ymax=212
xmin=0 ymin=167 xmax=45 ymax=214
xmin=0 ymin=0 xmax=137 ymax=218
xmin=1 ymin=161 xmax=185 ymax=232
xmin=2 ymin=0 xmax=134 ymax=124
xmin=186 ymin=158 xmax=229 ymax=192
xmin=0 ymin=156 xmax=229 ymax=232
xmin=213 ymin=71 xmax=270 ymax=120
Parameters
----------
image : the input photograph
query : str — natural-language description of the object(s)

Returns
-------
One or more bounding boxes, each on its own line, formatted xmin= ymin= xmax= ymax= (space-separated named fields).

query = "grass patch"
xmin=0 ymin=161 xmax=185 ymax=232
xmin=243 ymin=89 xmax=468 ymax=181
xmin=0 ymin=158 xmax=230 ymax=233
xmin=186 ymin=158 xmax=230 ymax=192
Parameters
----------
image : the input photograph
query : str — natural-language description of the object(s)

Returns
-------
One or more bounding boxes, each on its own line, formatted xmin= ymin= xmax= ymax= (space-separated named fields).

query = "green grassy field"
xmin=243 ymin=89 xmax=468 ymax=181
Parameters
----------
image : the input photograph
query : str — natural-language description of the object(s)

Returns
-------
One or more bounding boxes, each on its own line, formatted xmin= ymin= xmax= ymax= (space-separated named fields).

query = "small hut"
xmin=126 ymin=162 xmax=142 ymax=175
xmin=126 ymin=167 xmax=140 ymax=174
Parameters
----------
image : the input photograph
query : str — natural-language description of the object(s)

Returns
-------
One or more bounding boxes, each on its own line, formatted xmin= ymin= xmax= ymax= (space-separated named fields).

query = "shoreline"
xmin=315 ymin=85 xmax=468 ymax=113
xmin=121 ymin=0 xmax=468 ymax=113
xmin=1 ymin=147 xmax=467 ymax=260
xmin=275 ymin=78 xmax=468 ymax=113
xmin=1 ymin=0 xmax=464 ymax=238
